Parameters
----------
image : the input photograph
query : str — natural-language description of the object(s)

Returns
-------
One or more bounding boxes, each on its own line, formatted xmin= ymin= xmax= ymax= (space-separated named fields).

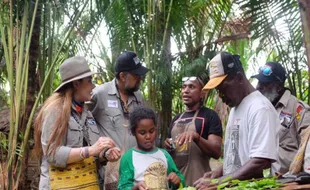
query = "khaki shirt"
xmin=39 ymin=104 xmax=100 ymax=190
xmin=88 ymin=78 xmax=143 ymax=151
xmin=274 ymin=90 xmax=310 ymax=174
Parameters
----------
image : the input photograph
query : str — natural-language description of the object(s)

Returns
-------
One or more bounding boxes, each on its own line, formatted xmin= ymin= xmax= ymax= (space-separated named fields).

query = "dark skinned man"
xmin=164 ymin=75 xmax=223 ymax=186
xmin=251 ymin=62 xmax=310 ymax=175
xmin=194 ymin=52 xmax=280 ymax=190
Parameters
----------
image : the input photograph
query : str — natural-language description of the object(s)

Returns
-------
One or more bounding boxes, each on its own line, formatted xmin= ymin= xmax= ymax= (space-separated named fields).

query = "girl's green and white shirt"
xmin=118 ymin=147 xmax=185 ymax=190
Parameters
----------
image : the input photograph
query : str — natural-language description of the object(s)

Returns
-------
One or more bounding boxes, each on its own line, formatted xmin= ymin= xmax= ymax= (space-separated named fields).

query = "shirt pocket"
xmin=67 ymin=119 xmax=82 ymax=147
xmin=87 ymin=118 xmax=100 ymax=145
xmin=103 ymin=108 xmax=123 ymax=131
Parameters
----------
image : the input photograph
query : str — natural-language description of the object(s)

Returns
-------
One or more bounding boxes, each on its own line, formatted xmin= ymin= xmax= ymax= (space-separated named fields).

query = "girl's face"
xmin=73 ymin=77 xmax=95 ymax=102
xmin=134 ymin=119 xmax=157 ymax=152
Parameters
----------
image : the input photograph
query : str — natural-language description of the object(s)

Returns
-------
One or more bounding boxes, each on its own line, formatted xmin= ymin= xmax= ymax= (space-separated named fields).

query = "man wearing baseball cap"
xmin=87 ymin=51 xmax=149 ymax=188
xmin=251 ymin=62 xmax=310 ymax=175
xmin=194 ymin=52 xmax=280 ymax=189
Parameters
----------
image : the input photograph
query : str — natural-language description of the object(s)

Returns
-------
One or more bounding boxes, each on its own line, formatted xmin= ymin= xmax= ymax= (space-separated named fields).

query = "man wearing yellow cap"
xmin=194 ymin=52 xmax=280 ymax=190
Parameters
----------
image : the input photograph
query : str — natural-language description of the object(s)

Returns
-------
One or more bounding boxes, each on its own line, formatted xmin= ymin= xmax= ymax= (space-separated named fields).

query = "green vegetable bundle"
xmin=178 ymin=177 xmax=280 ymax=190
xmin=218 ymin=177 xmax=280 ymax=190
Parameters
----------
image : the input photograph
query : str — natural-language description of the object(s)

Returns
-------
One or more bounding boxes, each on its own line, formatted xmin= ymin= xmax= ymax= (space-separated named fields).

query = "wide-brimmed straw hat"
xmin=54 ymin=56 xmax=96 ymax=92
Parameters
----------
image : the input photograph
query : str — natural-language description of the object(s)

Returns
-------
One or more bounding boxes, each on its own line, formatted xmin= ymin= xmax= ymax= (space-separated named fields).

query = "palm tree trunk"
xmin=19 ymin=1 xmax=42 ymax=188
xmin=160 ymin=25 xmax=172 ymax=147
xmin=298 ymin=0 xmax=310 ymax=103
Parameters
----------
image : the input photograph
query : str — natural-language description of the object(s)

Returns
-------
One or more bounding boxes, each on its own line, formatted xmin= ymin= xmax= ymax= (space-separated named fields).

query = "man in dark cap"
xmin=251 ymin=62 xmax=310 ymax=174
xmin=88 ymin=51 xmax=149 ymax=189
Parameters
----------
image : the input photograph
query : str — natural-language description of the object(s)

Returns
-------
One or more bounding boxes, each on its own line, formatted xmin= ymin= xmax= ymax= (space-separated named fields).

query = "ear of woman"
xmin=73 ymin=80 xmax=80 ymax=90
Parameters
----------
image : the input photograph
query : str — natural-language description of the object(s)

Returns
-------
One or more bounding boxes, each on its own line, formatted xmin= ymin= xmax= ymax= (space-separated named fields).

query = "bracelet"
xmin=84 ymin=147 xmax=90 ymax=158
xmin=79 ymin=148 xmax=85 ymax=160
xmin=102 ymin=148 xmax=110 ymax=160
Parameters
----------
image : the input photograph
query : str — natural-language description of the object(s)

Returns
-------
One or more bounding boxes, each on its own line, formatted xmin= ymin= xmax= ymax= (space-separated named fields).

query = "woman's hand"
xmin=105 ymin=147 xmax=121 ymax=162
xmin=89 ymin=137 xmax=115 ymax=156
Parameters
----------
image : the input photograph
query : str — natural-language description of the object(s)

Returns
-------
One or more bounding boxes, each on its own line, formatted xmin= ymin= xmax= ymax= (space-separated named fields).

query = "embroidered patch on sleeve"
xmin=296 ymin=105 xmax=304 ymax=120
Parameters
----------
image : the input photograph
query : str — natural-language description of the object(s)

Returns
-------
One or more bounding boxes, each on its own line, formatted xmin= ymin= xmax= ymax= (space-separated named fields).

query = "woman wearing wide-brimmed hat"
xmin=34 ymin=56 xmax=121 ymax=190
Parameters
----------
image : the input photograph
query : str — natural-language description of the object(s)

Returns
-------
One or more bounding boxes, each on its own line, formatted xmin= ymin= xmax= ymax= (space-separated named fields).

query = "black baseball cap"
xmin=251 ymin=62 xmax=286 ymax=83
xmin=203 ymin=51 xmax=244 ymax=90
xmin=115 ymin=51 xmax=149 ymax=76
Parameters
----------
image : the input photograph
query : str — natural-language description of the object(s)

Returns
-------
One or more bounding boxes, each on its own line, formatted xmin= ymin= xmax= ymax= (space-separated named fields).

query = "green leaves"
xmin=217 ymin=177 xmax=280 ymax=190
xmin=237 ymin=0 xmax=308 ymax=102
xmin=178 ymin=177 xmax=280 ymax=190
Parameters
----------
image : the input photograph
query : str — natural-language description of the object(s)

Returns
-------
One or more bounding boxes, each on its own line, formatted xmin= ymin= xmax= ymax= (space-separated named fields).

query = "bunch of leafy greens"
xmin=179 ymin=187 xmax=196 ymax=190
xmin=178 ymin=177 xmax=280 ymax=190
xmin=217 ymin=177 xmax=280 ymax=190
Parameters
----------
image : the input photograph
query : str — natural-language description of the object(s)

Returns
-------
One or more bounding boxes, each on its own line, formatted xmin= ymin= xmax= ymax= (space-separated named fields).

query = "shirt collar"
xmin=72 ymin=100 xmax=83 ymax=113
xmin=108 ymin=78 xmax=140 ymax=105
xmin=108 ymin=78 xmax=118 ymax=96
xmin=276 ymin=90 xmax=291 ymax=108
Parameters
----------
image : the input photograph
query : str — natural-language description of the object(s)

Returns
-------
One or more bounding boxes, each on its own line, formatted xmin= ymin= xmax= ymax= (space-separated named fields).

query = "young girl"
xmin=118 ymin=106 xmax=185 ymax=190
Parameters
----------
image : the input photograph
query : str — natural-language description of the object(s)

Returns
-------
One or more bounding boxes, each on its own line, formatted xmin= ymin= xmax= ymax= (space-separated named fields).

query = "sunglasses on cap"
xmin=259 ymin=65 xmax=283 ymax=83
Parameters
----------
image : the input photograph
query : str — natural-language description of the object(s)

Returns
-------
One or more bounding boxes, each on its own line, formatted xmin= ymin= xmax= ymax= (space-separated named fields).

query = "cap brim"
xmin=251 ymin=74 xmax=275 ymax=83
xmin=54 ymin=71 xmax=97 ymax=92
xmin=203 ymin=75 xmax=227 ymax=91
xmin=130 ymin=65 xmax=149 ymax=76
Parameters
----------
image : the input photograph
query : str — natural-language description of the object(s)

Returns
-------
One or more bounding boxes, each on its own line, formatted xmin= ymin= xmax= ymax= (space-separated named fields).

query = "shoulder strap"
xmin=192 ymin=109 xmax=200 ymax=121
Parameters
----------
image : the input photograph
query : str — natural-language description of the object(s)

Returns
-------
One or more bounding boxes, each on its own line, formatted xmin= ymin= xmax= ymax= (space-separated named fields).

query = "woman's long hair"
xmin=33 ymin=85 xmax=73 ymax=159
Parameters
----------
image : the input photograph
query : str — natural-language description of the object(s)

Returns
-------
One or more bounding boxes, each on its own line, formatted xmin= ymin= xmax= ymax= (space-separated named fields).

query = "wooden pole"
xmin=298 ymin=0 xmax=310 ymax=104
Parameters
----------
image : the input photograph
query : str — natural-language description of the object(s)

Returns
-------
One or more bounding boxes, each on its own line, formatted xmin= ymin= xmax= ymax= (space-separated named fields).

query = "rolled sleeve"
xmin=47 ymin=146 xmax=71 ymax=168
xmin=298 ymin=104 xmax=310 ymax=135
xmin=41 ymin=111 xmax=72 ymax=168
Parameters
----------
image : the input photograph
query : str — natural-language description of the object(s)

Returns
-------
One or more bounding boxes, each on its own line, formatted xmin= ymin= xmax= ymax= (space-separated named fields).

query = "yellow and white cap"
xmin=203 ymin=52 xmax=243 ymax=91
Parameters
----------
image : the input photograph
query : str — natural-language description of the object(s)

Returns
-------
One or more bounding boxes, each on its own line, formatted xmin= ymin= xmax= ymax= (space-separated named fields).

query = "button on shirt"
xmin=88 ymin=78 xmax=143 ymax=151
xmin=274 ymin=90 xmax=310 ymax=174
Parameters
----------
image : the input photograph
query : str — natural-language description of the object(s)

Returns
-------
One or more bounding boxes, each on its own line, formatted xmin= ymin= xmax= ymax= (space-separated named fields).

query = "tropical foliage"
xmin=0 ymin=0 xmax=309 ymax=189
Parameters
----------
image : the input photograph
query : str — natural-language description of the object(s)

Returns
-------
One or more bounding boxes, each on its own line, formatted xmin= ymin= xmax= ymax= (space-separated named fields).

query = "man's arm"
xmin=297 ymin=102 xmax=310 ymax=136
xmin=176 ymin=132 xmax=222 ymax=159
xmin=195 ymin=134 xmax=222 ymax=159
xmin=230 ymin=158 xmax=271 ymax=180
xmin=178 ymin=110 xmax=223 ymax=159
xmin=194 ymin=159 xmax=271 ymax=190
xmin=195 ymin=110 xmax=223 ymax=159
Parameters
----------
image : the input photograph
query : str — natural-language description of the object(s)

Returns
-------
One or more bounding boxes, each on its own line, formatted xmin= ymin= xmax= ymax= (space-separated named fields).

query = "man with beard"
xmin=251 ymin=62 xmax=310 ymax=174
xmin=88 ymin=51 xmax=149 ymax=189
xmin=194 ymin=52 xmax=280 ymax=190
xmin=164 ymin=74 xmax=223 ymax=186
